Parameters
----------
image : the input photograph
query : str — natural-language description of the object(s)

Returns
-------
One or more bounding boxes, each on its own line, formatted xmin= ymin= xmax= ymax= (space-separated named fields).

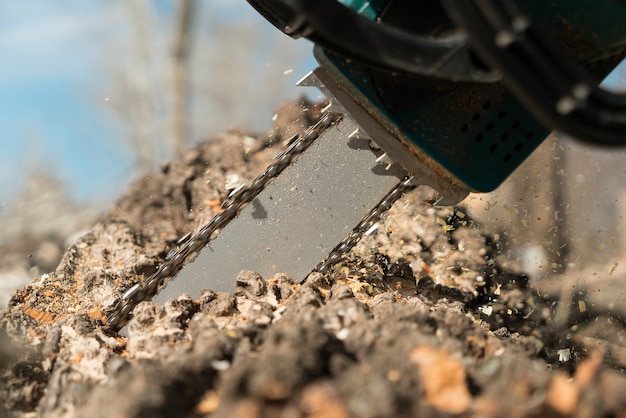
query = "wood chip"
xmin=22 ymin=307 xmax=55 ymax=324
xmin=410 ymin=346 xmax=472 ymax=414
xmin=547 ymin=374 xmax=579 ymax=415
xmin=195 ymin=390 xmax=221 ymax=414
xmin=301 ymin=383 xmax=350 ymax=418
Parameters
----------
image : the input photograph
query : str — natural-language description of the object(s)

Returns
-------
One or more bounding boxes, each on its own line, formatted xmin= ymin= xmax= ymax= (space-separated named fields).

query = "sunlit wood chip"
xmin=195 ymin=391 xmax=221 ymax=414
xmin=410 ymin=346 xmax=472 ymax=414
xmin=547 ymin=374 xmax=578 ymax=415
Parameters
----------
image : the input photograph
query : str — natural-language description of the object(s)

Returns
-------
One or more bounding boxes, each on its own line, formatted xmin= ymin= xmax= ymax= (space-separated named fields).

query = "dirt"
xmin=1 ymin=98 xmax=625 ymax=418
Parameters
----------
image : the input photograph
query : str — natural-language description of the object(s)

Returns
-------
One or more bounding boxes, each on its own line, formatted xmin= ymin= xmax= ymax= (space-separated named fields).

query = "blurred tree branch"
xmin=171 ymin=0 xmax=194 ymax=158
xmin=102 ymin=1 xmax=309 ymax=172
xmin=125 ymin=0 xmax=164 ymax=173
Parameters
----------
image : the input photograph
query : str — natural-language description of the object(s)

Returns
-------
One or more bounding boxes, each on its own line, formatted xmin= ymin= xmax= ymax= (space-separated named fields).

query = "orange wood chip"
xmin=22 ymin=307 xmax=55 ymax=324
xmin=410 ymin=346 xmax=472 ymax=414
xmin=547 ymin=374 xmax=579 ymax=415
xmin=195 ymin=390 xmax=221 ymax=414
xmin=87 ymin=310 xmax=107 ymax=323
xmin=207 ymin=198 xmax=224 ymax=213
xmin=301 ymin=383 xmax=351 ymax=418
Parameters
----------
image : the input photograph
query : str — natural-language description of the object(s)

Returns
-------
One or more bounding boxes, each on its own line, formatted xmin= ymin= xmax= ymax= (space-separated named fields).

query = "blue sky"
xmin=0 ymin=1 xmax=315 ymax=213
xmin=0 ymin=2 xmax=129 ymax=207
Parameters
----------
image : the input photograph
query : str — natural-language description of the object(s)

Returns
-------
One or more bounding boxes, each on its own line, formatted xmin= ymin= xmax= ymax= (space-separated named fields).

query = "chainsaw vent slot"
xmin=459 ymin=102 xmax=539 ymax=164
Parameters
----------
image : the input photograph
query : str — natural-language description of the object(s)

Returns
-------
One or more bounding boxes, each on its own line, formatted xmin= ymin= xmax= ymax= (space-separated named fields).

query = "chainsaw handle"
xmin=245 ymin=0 xmax=499 ymax=82
xmin=444 ymin=0 xmax=626 ymax=146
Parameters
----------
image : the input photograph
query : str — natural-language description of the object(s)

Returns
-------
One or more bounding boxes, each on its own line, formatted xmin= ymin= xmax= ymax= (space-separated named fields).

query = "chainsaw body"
xmin=248 ymin=0 xmax=626 ymax=191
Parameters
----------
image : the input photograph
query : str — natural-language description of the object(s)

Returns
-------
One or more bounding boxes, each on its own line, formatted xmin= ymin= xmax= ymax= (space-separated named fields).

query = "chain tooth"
xmin=107 ymin=113 xmax=337 ymax=331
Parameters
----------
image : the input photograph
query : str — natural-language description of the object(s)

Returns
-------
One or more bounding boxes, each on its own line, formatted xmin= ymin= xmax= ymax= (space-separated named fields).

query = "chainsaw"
xmin=108 ymin=0 xmax=626 ymax=330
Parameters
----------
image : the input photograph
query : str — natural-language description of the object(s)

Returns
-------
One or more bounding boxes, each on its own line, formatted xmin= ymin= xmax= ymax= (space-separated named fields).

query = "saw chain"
xmin=107 ymin=112 xmax=413 ymax=330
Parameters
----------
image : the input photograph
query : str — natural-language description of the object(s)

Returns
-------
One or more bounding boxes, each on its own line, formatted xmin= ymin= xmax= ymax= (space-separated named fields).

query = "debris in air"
xmin=557 ymin=348 xmax=572 ymax=362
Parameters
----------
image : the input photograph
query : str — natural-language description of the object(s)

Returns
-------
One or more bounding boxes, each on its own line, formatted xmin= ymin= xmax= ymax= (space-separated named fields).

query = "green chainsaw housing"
xmin=319 ymin=0 xmax=626 ymax=192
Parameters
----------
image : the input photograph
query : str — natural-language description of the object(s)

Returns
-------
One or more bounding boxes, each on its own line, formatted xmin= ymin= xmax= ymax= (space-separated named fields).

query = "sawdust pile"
xmin=1 ymin=99 xmax=625 ymax=418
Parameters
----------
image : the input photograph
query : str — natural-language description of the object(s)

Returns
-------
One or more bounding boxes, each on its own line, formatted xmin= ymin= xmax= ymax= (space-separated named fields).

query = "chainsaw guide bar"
xmin=108 ymin=71 xmax=428 ymax=330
